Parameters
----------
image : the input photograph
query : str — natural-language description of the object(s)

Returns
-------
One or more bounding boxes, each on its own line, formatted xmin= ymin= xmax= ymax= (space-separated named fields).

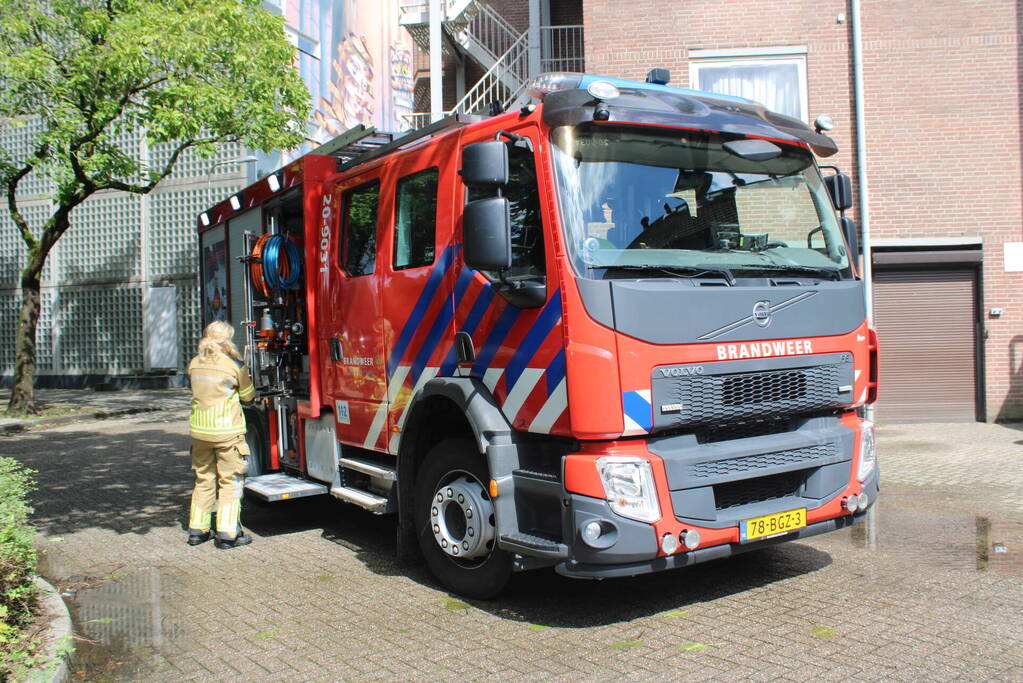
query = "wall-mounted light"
xmin=199 ymin=212 xmax=210 ymax=227
xmin=267 ymin=172 xmax=281 ymax=193
xmin=229 ymin=195 xmax=242 ymax=211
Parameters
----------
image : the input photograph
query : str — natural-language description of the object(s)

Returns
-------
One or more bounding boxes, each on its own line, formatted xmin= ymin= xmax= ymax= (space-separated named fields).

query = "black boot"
xmin=187 ymin=531 xmax=212 ymax=546
xmin=214 ymin=532 xmax=253 ymax=549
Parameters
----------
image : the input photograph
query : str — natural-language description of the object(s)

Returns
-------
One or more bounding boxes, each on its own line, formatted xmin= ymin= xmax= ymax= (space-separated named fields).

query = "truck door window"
xmin=468 ymin=144 xmax=545 ymax=279
xmin=394 ymin=167 xmax=438 ymax=270
xmin=340 ymin=180 xmax=380 ymax=277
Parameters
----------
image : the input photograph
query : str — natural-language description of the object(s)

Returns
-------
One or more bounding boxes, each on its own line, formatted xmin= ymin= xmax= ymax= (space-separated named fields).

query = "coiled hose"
xmin=251 ymin=234 xmax=302 ymax=296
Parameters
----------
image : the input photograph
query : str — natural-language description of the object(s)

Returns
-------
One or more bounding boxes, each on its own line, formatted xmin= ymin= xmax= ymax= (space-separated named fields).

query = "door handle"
xmin=329 ymin=337 xmax=343 ymax=362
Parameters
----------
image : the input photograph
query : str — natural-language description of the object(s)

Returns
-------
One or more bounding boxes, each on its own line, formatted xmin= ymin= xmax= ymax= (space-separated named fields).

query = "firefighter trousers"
xmin=188 ymin=435 xmax=249 ymax=540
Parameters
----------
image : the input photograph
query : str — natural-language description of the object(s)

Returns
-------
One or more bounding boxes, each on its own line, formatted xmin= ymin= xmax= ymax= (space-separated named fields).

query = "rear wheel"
xmin=414 ymin=438 xmax=512 ymax=599
xmin=242 ymin=406 xmax=269 ymax=478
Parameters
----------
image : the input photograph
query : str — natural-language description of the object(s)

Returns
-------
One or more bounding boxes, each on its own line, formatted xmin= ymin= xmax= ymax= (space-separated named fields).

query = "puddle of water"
xmin=37 ymin=561 xmax=180 ymax=682
xmin=844 ymin=503 xmax=1023 ymax=574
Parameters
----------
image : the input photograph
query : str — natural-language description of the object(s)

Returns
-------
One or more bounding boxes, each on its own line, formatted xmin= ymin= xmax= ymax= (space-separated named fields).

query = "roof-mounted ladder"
xmin=310 ymin=115 xmax=482 ymax=174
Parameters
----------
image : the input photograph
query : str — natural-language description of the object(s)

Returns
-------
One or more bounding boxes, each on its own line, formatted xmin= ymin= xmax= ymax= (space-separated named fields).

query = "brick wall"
xmin=583 ymin=0 xmax=1023 ymax=420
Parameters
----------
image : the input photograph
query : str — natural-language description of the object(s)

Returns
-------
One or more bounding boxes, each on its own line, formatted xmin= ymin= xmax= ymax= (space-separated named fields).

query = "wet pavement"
xmin=3 ymin=399 xmax=1022 ymax=681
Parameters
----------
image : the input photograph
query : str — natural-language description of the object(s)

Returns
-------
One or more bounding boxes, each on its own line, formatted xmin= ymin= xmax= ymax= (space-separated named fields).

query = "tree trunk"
xmin=6 ymin=270 xmax=42 ymax=416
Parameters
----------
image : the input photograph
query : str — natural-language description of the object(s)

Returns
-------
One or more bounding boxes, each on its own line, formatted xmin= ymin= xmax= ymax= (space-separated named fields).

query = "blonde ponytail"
xmin=197 ymin=321 xmax=242 ymax=362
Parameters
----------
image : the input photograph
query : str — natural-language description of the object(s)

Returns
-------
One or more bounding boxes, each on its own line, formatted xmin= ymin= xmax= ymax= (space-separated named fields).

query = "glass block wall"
xmin=0 ymin=120 xmax=251 ymax=380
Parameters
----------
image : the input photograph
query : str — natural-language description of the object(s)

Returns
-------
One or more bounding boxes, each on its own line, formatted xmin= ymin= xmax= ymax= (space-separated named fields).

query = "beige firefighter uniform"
xmin=187 ymin=353 xmax=256 ymax=540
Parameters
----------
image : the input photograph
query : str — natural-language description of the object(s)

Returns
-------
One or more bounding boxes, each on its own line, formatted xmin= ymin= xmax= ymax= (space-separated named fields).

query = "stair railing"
xmin=453 ymin=31 xmax=529 ymax=115
xmin=460 ymin=1 xmax=521 ymax=63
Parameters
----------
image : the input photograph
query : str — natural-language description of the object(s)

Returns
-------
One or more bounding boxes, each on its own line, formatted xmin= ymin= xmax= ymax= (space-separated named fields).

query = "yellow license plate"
xmin=740 ymin=508 xmax=806 ymax=542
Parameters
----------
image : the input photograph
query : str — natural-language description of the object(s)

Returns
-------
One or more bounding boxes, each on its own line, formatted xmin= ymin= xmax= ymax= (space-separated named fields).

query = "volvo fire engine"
xmin=196 ymin=71 xmax=879 ymax=598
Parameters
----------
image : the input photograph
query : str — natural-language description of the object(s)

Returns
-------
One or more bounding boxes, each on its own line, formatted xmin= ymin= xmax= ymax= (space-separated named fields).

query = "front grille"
xmin=722 ymin=371 xmax=807 ymax=406
xmin=695 ymin=418 xmax=793 ymax=444
xmin=713 ymin=470 xmax=806 ymax=510
xmin=654 ymin=359 xmax=846 ymax=428
xmin=690 ymin=444 xmax=834 ymax=479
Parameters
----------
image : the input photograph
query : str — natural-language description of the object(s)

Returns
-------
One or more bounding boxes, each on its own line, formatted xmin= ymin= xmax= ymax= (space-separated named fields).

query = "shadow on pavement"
xmin=9 ymin=418 xmax=835 ymax=629
xmin=472 ymin=543 xmax=832 ymax=628
xmin=7 ymin=421 xmax=193 ymax=537
xmin=252 ymin=496 xmax=834 ymax=627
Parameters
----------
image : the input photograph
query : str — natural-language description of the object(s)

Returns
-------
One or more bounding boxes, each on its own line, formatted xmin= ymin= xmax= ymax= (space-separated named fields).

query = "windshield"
xmin=550 ymin=125 xmax=851 ymax=282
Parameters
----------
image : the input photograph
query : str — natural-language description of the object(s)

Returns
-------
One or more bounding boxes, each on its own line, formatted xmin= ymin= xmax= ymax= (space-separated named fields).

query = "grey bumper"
xmin=556 ymin=512 xmax=865 ymax=579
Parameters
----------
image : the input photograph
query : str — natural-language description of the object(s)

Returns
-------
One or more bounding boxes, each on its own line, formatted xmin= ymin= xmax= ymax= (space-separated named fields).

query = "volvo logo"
xmin=752 ymin=300 xmax=772 ymax=327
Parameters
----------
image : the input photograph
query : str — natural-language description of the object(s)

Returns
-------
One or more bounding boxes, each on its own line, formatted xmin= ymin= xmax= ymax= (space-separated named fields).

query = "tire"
xmin=242 ymin=406 xmax=269 ymax=478
xmin=414 ymin=438 xmax=513 ymax=599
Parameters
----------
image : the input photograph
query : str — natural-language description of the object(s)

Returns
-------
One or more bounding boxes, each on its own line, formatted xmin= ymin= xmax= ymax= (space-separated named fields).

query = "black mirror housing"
xmin=824 ymin=173 xmax=853 ymax=211
xmin=463 ymin=197 xmax=512 ymax=270
xmin=460 ymin=141 xmax=509 ymax=188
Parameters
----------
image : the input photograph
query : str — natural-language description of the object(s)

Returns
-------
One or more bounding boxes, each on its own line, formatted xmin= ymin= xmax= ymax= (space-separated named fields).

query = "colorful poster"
xmin=202 ymin=238 xmax=228 ymax=324
xmin=282 ymin=0 xmax=415 ymax=156
xmin=390 ymin=44 xmax=414 ymax=130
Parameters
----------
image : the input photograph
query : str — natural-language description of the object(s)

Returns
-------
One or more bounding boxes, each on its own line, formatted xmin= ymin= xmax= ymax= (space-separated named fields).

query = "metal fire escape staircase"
xmin=398 ymin=0 xmax=582 ymax=126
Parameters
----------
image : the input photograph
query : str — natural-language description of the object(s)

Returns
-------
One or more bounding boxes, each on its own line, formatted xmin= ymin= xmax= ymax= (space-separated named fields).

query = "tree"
xmin=0 ymin=0 xmax=310 ymax=415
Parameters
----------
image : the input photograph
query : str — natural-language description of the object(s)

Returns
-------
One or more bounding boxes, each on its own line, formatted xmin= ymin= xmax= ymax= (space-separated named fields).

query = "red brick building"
xmin=582 ymin=0 xmax=1023 ymax=422
xmin=415 ymin=0 xmax=1022 ymax=422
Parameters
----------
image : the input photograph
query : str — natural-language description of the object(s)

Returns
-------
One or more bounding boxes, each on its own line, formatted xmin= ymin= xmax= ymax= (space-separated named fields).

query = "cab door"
xmin=378 ymin=137 xmax=459 ymax=453
xmin=323 ymin=171 xmax=390 ymax=450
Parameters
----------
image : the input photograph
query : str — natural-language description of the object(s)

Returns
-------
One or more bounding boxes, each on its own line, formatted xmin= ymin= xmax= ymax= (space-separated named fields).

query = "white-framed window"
xmin=688 ymin=46 xmax=808 ymax=122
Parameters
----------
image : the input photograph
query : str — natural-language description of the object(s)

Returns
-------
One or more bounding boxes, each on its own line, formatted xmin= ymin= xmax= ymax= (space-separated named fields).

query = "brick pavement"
xmin=3 ymin=403 xmax=1022 ymax=681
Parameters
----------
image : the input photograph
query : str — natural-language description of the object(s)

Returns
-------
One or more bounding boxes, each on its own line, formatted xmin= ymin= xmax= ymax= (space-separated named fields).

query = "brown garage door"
xmin=872 ymin=268 xmax=979 ymax=421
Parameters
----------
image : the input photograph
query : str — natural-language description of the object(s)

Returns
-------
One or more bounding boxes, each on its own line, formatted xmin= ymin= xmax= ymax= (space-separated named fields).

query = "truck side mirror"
xmin=460 ymin=141 xmax=509 ymax=188
xmin=824 ymin=173 xmax=853 ymax=212
xmin=463 ymin=197 xmax=512 ymax=270
xmin=840 ymin=216 xmax=859 ymax=258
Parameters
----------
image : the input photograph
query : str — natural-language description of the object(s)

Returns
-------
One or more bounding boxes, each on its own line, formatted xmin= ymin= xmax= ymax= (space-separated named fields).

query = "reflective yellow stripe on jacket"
xmin=189 ymin=393 xmax=243 ymax=437
xmin=188 ymin=354 xmax=252 ymax=442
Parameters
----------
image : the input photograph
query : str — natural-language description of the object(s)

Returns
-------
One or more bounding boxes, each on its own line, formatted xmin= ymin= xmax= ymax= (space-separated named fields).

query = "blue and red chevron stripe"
xmin=370 ymin=246 xmax=570 ymax=452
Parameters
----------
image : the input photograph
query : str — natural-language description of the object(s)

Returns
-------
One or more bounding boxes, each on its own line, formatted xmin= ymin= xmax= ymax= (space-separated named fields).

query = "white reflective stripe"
xmin=388 ymin=365 xmax=411 ymax=402
xmin=529 ymin=377 xmax=567 ymax=434
xmin=364 ymin=365 xmax=412 ymax=450
xmin=389 ymin=367 xmax=439 ymax=454
xmin=854 ymin=369 xmax=862 ymax=381
xmin=635 ymin=388 xmax=651 ymax=403
xmin=363 ymin=403 xmax=388 ymax=450
xmin=482 ymin=367 xmax=503 ymax=393
xmin=623 ymin=414 xmax=645 ymax=434
xmin=501 ymin=368 xmax=543 ymax=424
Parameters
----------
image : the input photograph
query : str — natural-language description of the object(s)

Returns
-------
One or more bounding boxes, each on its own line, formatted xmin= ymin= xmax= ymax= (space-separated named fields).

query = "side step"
xmin=340 ymin=457 xmax=396 ymax=482
xmin=500 ymin=532 xmax=569 ymax=559
xmin=331 ymin=486 xmax=393 ymax=514
xmin=245 ymin=473 xmax=328 ymax=502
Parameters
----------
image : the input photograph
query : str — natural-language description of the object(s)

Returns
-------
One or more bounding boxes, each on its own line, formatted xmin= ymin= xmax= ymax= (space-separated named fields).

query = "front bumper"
xmin=555 ymin=464 xmax=879 ymax=578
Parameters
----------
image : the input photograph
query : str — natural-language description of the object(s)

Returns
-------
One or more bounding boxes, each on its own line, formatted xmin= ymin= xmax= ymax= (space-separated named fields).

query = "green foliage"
xmin=0 ymin=0 xmax=311 ymax=199
xmin=0 ymin=0 xmax=312 ymax=414
xmin=0 ymin=458 xmax=40 ymax=677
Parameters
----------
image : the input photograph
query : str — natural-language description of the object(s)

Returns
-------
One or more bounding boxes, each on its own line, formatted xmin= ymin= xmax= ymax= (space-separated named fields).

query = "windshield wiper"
xmin=734 ymin=264 xmax=842 ymax=281
xmin=589 ymin=263 xmax=736 ymax=286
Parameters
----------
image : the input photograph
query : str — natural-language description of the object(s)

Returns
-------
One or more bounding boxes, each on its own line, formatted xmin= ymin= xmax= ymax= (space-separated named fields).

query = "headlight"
xmin=857 ymin=420 xmax=876 ymax=482
xmin=596 ymin=457 xmax=660 ymax=523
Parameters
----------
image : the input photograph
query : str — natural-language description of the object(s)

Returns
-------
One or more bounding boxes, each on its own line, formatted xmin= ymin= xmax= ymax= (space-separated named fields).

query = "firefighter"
xmin=186 ymin=321 xmax=256 ymax=548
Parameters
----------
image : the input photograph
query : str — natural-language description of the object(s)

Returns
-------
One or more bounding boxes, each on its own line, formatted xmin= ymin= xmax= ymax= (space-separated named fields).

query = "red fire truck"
xmin=197 ymin=71 xmax=879 ymax=598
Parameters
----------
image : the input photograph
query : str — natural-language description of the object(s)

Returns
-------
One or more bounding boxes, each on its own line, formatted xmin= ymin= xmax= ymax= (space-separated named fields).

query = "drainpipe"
xmin=851 ymin=0 xmax=876 ymax=550
xmin=430 ymin=0 xmax=443 ymax=122
xmin=851 ymin=0 xmax=871 ymax=325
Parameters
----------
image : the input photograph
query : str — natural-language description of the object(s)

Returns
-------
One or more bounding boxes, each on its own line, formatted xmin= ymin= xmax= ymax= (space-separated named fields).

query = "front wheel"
xmin=414 ymin=438 xmax=512 ymax=599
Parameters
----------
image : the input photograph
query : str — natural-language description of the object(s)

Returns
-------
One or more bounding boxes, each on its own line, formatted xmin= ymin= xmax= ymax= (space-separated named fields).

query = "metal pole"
xmin=851 ymin=0 xmax=872 ymax=326
xmin=429 ymin=0 xmax=443 ymax=122
xmin=528 ymin=0 xmax=541 ymax=78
